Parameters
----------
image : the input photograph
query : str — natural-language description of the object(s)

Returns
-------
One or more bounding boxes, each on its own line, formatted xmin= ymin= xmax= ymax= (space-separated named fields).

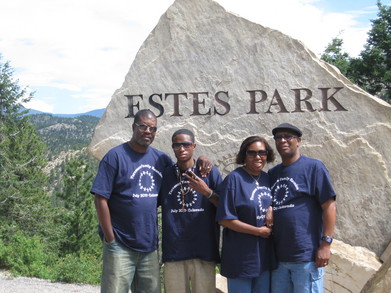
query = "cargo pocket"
xmin=311 ymin=267 xmax=324 ymax=281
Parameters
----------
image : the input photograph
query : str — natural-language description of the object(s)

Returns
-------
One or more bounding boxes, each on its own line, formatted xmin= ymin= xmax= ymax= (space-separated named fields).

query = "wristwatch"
xmin=321 ymin=235 xmax=333 ymax=244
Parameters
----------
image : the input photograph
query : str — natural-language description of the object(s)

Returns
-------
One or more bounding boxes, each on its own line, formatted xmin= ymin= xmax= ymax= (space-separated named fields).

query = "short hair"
xmin=133 ymin=109 xmax=156 ymax=124
xmin=236 ymin=136 xmax=275 ymax=165
xmin=172 ymin=129 xmax=195 ymax=143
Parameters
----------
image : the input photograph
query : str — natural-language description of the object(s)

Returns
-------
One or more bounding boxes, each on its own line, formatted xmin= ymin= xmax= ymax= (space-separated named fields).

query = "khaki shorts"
xmin=163 ymin=259 xmax=216 ymax=293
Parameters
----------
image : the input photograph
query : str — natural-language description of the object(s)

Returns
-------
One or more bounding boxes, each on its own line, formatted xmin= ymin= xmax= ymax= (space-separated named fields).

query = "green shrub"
xmin=0 ymin=231 xmax=54 ymax=279
xmin=0 ymin=227 xmax=102 ymax=285
xmin=54 ymin=253 xmax=101 ymax=285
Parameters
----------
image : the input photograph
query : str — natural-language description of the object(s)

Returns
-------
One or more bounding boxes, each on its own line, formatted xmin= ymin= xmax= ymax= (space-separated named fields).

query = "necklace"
xmin=175 ymin=163 xmax=195 ymax=210
xmin=244 ymin=167 xmax=261 ymax=186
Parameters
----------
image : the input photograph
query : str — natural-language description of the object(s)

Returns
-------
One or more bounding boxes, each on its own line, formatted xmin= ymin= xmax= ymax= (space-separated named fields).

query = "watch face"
xmin=322 ymin=236 xmax=332 ymax=243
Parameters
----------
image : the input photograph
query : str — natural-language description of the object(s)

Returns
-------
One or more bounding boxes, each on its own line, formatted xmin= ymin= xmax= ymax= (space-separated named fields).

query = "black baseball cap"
xmin=272 ymin=123 xmax=302 ymax=137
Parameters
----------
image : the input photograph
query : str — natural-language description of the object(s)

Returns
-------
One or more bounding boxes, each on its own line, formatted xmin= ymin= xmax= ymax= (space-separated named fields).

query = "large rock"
xmin=360 ymin=255 xmax=391 ymax=293
xmin=88 ymin=0 xmax=391 ymax=256
xmin=324 ymin=240 xmax=381 ymax=293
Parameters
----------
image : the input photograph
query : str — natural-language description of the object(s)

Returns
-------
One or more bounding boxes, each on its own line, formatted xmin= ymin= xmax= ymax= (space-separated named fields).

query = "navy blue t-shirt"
xmin=268 ymin=155 xmax=336 ymax=262
xmin=90 ymin=143 xmax=172 ymax=252
xmin=216 ymin=167 xmax=276 ymax=279
xmin=159 ymin=165 xmax=222 ymax=263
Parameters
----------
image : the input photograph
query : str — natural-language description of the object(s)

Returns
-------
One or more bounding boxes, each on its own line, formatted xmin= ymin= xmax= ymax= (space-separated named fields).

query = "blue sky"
xmin=0 ymin=0 xmax=386 ymax=114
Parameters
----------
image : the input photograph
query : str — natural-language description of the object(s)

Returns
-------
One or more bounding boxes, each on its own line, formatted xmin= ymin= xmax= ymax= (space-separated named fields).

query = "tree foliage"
xmin=321 ymin=37 xmax=351 ymax=76
xmin=0 ymin=55 xmax=51 ymax=235
xmin=0 ymin=54 xmax=102 ymax=284
xmin=351 ymin=1 xmax=390 ymax=102
xmin=54 ymin=156 xmax=100 ymax=256
xmin=321 ymin=1 xmax=390 ymax=103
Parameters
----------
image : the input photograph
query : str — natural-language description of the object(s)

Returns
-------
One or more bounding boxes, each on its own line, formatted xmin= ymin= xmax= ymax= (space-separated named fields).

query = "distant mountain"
xmin=28 ymin=113 xmax=101 ymax=195
xmin=29 ymin=113 xmax=100 ymax=157
xmin=25 ymin=108 xmax=105 ymax=118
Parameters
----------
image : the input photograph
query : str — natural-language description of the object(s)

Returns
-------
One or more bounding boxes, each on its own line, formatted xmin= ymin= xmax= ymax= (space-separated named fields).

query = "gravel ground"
xmin=0 ymin=270 xmax=100 ymax=293
xmin=0 ymin=270 xmax=227 ymax=293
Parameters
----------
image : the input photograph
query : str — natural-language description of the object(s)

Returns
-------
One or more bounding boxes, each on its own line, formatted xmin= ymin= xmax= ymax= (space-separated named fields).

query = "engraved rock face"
xmin=88 ymin=0 xmax=391 ymax=261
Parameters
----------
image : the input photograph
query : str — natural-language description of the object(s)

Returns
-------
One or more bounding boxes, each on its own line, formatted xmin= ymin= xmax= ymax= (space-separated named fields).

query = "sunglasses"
xmin=246 ymin=150 xmax=268 ymax=158
xmin=172 ymin=142 xmax=194 ymax=150
xmin=135 ymin=123 xmax=157 ymax=133
xmin=273 ymin=135 xmax=298 ymax=141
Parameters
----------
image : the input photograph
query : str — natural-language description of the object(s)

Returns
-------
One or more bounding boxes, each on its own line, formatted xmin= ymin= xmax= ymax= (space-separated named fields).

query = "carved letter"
xmin=190 ymin=92 xmax=211 ymax=116
xmin=125 ymin=95 xmax=143 ymax=118
xmin=149 ymin=94 xmax=164 ymax=117
xmin=246 ymin=90 xmax=267 ymax=114
xmin=214 ymin=91 xmax=230 ymax=116
xmin=319 ymin=87 xmax=348 ymax=111
xmin=165 ymin=93 xmax=188 ymax=117
xmin=292 ymin=88 xmax=316 ymax=112
xmin=266 ymin=90 xmax=289 ymax=113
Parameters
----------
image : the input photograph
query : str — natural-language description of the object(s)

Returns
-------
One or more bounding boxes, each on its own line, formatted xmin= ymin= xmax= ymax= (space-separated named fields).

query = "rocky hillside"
xmin=29 ymin=113 xmax=100 ymax=158
xmin=28 ymin=113 xmax=100 ymax=194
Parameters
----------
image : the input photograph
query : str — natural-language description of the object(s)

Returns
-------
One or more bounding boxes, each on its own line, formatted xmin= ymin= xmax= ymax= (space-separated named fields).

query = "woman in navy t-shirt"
xmin=216 ymin=136 xmax=277 ymax=293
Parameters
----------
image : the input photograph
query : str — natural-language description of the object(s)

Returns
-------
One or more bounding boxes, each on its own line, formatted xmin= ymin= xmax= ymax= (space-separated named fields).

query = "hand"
xmin=104 ymin=234 xmax=115 ymax=244
xmin=197 ymin=156 xmax=212 ymax=177
xmin=183 ymin=170 xmax=210 ymax=196
xmin=257 ymin=226 xmax=272 ymax=238
xmin=265 ymin=206 xmax=274 ymax=228
xmin=316 ymin=243 xmax=331 ymax=267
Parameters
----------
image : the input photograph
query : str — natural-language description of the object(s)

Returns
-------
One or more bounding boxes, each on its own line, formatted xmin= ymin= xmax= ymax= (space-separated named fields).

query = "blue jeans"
xmin=227 ymin=270 xmax=270 ymax=293
xmin=271 ymin=262 xmax=323 ymax=293
xmin=101 ymin=239 xmax=161 ymax=293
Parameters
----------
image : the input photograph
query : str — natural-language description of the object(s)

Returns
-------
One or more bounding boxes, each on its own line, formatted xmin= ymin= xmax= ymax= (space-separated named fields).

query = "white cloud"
xmin=0 ymin=0 xmax=377 ymax=113
xmin=23 ymin=98 xmax=55 ymax=113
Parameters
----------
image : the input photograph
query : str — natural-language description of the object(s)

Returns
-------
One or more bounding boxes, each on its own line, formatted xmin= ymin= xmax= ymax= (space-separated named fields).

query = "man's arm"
xmin=316 ymin=198 xmax=336 ymax=267
xmin=218 ymin=219 xmax=272 ymax=238
xmin=196 ymin=155 xmax=213 ymax=177
xmin=94 ymin=194 xmax=115 ymax=243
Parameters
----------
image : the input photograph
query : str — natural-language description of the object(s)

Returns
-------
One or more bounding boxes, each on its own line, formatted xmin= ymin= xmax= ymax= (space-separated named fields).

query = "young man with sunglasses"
xmin=91 ymin=110 xmax=211 ymax=293
xmin=159 ymin=129 xmax=222 ymax=293
xmin=268 ymin=123 xmax=337 ymax=293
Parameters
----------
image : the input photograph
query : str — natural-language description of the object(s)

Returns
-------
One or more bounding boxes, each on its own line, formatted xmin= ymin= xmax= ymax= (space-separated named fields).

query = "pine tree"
xmin=0 ymin=55 xmax=51 ymax=235
xmin=55 ymin=155 xmax=100 ymax=256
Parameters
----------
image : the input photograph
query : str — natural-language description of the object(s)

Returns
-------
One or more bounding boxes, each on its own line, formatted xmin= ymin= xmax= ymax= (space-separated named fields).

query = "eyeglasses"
xmin=273 ymin=135 xmax=298 ymax=141
xmin=246 ymin=150 xmax=268 ymax=158
xmin=135 ymin=123 xmax=157 ymax=133
xmin=172 ymin=142 xmax=194 ymax=150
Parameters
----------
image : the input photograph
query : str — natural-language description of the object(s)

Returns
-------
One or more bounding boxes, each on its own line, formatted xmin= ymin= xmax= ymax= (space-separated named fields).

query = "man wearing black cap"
xmin=268 ymin=123 xmax=336 ymax=293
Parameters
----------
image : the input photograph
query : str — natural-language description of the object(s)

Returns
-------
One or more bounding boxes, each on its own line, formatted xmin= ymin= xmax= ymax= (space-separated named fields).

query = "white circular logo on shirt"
xmin=175 ymin=183 xmax=197 ymax=208
xmin=258 ymin=191 xmax=272 ymax=213
xmin=273 ymin=183 xmax=290 ymax=206
xmin=139 ymin=170 xmax=156 ymax=192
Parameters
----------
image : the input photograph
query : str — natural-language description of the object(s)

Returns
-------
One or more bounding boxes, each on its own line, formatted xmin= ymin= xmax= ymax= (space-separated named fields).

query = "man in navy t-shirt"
xmin=159 ymin=129 xmax=222 ymax=293
xmin=268 ymin=123 xmax=337 ymax=293
xmin=91 ymin=109 xmax=172 ymax=293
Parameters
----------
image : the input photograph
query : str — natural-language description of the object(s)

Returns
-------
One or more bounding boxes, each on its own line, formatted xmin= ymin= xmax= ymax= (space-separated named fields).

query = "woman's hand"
xmin=257 ymin=226 xmax=272 ymax=238
xmin=265 ymin=205 xmax=274 ymax=228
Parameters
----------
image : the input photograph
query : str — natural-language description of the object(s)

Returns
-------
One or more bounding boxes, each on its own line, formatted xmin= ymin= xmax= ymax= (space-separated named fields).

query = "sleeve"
xmin=314 ymin=161 xmax=337 ymax=204
xmin=164 ymin=152 xmax=174 ymax=168
xmin=90 ymin=154 xmax=117 ymax=199
xmin=216 ymin=174 xmax=239 ymax=221
xmin=210 ymin=166 xmax=223 ymax=190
